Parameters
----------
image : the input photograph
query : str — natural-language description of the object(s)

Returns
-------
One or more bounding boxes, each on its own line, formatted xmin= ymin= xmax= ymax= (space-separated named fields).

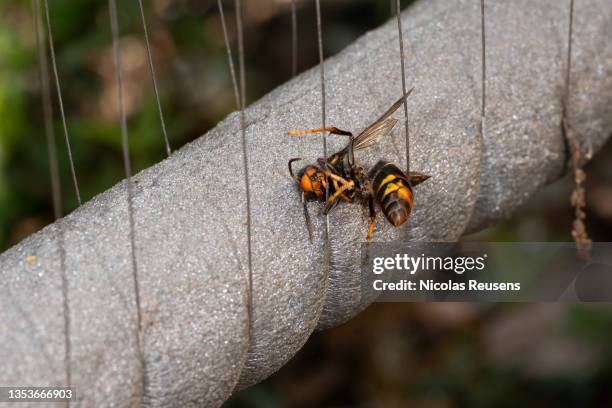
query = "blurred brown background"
xmin=1 ymin=0 xmax=612 ymax=406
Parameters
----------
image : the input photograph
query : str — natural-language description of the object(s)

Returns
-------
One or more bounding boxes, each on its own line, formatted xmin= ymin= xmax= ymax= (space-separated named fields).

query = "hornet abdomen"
xmin=369 ymin=160 xmax=413 ymax=227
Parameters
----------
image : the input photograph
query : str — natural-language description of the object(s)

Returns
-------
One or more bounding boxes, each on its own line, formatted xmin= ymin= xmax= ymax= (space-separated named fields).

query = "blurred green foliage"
xmin=0 ymin=0 xmax=402 ymax=250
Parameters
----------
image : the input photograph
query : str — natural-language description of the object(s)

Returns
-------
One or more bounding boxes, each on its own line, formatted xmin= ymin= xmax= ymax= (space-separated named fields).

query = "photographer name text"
xmin=371 ymin=254 xmax=521 ymax=292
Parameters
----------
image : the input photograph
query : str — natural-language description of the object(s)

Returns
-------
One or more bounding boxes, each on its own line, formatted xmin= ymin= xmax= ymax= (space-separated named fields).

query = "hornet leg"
xmin=301 ymin=191 xmax=313 ymax=243
xmin=288 ymin=127 xmax=353 ymax=137
xmin=323 ymin=173 xmax=354 ymax=214
xmin=288 ymin=158 xmax=302 ymax=180
xmin=289 ymin=159 xmax=313 ymax=243
xmin=366 ymin=195 xmax=377 ymax=242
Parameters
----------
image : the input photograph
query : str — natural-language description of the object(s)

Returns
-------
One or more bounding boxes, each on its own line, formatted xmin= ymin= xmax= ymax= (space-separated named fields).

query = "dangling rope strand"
xmin=394 ymin=0 xmax=410 ymax=173
xmin=563 ymin=0 xmax=574 ymax=114
xmin=235 ymin=0 xmax=255 ymax=338
xmin=218 ymin=0 xmax=241 ymax=108
xmin=236 ymin=1 xmax=247 ymax=112
xmin=390 ymin=0 xmax=396 ymax=20
xmin=34 ymin=0 xmax=62 ymax=221
xmin=43 ymin=0 xmax=81 ymax=206
xmin=108 ymin=0 xmax=144 ymax=362
xmin=480 ymin=0 xmax=486 ymax=131
xmin=315 ymin=0 xmax=331 ymax=248
xmin=291 ymin=0 xmax=298 ymax=77
xmin=315 ymin=0 xmax=327 ymax=162
xmin=561 ymin=0 xmax=592 ymax=260
xmin=33 ymin=0 xmax=71 ymax=390
xmin=137 ymin=0 xmax=171 ymax=157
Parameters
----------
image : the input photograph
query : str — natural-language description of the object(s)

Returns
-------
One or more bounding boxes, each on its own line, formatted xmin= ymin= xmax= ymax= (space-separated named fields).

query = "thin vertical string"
xmin=42 ymin=0 xmax=82 ymax=206
xmin=394 ymin=0 xmax=410 ymax=173
xmin=34 ymin=0 xmax=62 ymax=221
xmin=235 ymin=0 xmax=254 ymax=339
xmin=236 ymin=0 xmax=247 ymax=113
xmin=291 ymin=0 xmax=298 ymax=77
xmin=315 ymin=0 xmax=327 ymax=161
xmin=480 ymin=0 xmax=486 ymax=134
xmin=108 ymin=0 xmax=145 ymax=388
xmin=218 ymin=0 xmax=241 ymax=110
xmin=315 ymin=0 xmax=330 ymax=247
xmin=563 ymin=0 xmax=574 ymax=115
xmin=137 ymin=0 xmax=171 ymax=157
xmin=562 ymin=0 xmax=591 ymax=259
xmin=33 ymin=0 xmax=71 ymax=393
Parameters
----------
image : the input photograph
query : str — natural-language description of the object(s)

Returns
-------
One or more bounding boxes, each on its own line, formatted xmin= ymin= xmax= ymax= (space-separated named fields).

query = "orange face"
xmin=298 ymin=166 xmax=327 ymax=200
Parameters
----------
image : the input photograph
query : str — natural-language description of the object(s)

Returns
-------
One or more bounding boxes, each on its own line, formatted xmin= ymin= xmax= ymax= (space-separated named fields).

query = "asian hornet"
xmin=288 ymin=88 xmax=430 ymax=242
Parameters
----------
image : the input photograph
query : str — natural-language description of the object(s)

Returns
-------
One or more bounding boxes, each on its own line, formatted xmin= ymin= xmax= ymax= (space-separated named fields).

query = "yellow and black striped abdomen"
xmin=369 ymin=161 xmax=413 ymax=227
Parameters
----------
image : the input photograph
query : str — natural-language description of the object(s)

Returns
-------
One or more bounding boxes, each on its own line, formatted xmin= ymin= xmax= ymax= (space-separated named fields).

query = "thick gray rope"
xmin=1 ymin=0 xmax=611 ymax=406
